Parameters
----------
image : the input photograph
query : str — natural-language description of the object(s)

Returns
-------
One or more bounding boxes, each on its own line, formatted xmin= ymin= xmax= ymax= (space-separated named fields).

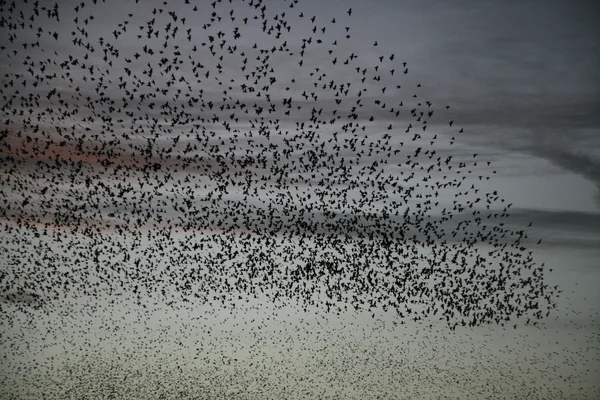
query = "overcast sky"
xmin=1 ymin=0 xmax=599 ymax=398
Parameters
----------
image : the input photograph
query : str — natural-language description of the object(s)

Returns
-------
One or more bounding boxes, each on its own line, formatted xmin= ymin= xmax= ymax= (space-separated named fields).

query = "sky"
xmin=0 ymin=0 xmax=599 ymax=399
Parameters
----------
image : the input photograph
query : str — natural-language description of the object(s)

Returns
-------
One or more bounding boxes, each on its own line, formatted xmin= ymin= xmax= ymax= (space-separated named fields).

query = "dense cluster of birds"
xmin=2 ymin=292 xmax=598 ymax=399
xmin=0 ymin=0 xmax=558 ymax=326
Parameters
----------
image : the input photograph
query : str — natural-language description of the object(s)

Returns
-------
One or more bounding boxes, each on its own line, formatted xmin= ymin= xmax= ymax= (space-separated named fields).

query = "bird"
xmin=0 ymin=1 xmax=561 ymax=397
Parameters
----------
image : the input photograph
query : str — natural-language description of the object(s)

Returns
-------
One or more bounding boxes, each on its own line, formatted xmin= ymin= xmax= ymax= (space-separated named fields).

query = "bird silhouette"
xmin=0 ymin=0 xmax=563 ymax=398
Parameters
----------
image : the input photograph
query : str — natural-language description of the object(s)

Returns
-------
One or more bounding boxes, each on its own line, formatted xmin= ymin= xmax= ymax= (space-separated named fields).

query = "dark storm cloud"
xmin=442 ymin=96 xmax=600 ymax=132
xmin=507 ymin=208 xmax=600 ymax=236
xmin=13 ymin=185 xmax=598 ymax=249
xmin=318 ymin=0 xmax=600 ymax=203
xmin=529 ymin=147 xmax=600 ymax=187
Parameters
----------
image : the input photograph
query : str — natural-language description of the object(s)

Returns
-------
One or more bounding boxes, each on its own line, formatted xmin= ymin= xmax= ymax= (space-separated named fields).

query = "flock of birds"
xmin=0 ymin=0 xmax=577 ymax=398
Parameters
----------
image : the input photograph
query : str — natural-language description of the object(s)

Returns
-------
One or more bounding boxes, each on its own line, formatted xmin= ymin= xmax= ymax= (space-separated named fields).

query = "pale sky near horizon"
xmin=1 ymin=0 xmax=599 ymax=399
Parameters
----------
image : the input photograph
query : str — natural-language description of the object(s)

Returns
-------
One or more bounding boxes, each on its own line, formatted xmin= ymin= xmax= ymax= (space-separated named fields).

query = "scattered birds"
xmin=0 ymin=0 xmax=564 ymax=398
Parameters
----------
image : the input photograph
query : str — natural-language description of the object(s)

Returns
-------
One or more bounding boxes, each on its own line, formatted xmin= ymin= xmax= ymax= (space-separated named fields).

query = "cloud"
xmin=530 ymin=147 xmax=600 ymax=186
xmin=507 ymin=207 xmax=600 ymax=235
